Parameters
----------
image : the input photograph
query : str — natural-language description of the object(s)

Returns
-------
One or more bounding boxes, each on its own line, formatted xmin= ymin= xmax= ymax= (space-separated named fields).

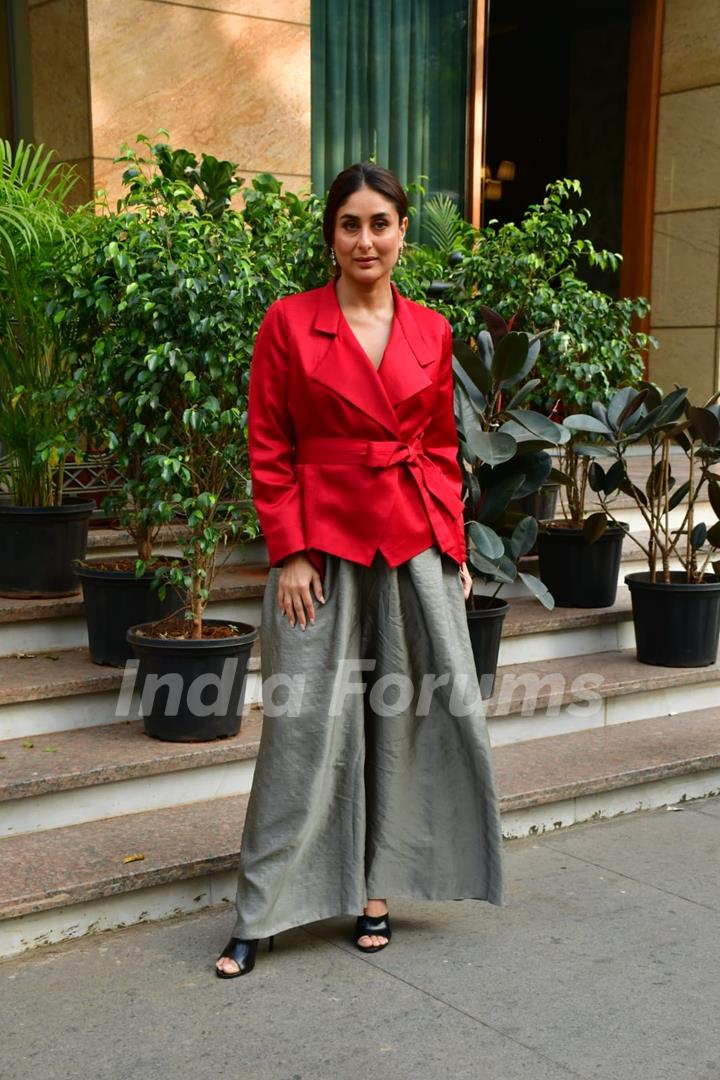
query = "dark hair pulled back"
xmin=322 ymin=162 xmax=408 ymax=250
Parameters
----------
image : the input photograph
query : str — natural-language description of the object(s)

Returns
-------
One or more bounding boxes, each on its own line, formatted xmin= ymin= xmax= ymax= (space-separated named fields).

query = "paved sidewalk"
xmin=3 ymin=795 xmax=720 ymax=1080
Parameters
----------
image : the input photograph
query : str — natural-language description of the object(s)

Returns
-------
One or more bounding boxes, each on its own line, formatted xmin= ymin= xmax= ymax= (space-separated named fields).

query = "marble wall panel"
xmin=661 ymin=0 xmax=720 ymax=94
xmin=648 ymin=327 xmax=717 ymax=402
xmin=650 ymin=209 xmax=720 ymax=327
xmin=28 ymin=0 xmax=91 ymax=161
xmin=92 ymin=157 xmax=310 ymax=211
xmin=655 ymin=86 xmax=720 ymax=212
xmin=87 ymin=0 xmax=310 ymax=178
xmin=165 ymin=0 xmax=309 ymax=23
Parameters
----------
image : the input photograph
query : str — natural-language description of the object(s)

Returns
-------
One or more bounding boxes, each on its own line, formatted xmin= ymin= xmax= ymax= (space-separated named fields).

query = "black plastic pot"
xmin=625 ymin=572 xmax=720 ymax=667
xmin=127 ymin=618 xmax=258 ymax=741
xmin=516 ymin=482 xmax=560 ymax=522
xmin=538 ymin=524 xmax=625 ymax=608
xmin=76 ymin=558 xmax=186 ymax=667
xmin=0 ymin=498 xmax=95 ymax=598
xmin=466 ymin=598 xmax=509 ymax=699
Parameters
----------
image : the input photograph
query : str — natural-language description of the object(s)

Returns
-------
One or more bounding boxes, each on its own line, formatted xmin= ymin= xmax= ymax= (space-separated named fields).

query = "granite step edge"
xmin=3 ymin=712 xmax=719 ymax=920
xmin=500 ymin=750 xmax=720 ymax=812
xmin=0 ymin=563 xmax=269 ymax=626
xmin=0 ymin=646 xmax=261 ymax=708
xmin=0 ymin=711 xmax=263 ymax=803
xmin=496 ymin=710 xmax=720 ymax=811
xmin=1 ymin=643 xmax=717 ymax=713
xmin=0 ymin=794 xmax=250 ymax=921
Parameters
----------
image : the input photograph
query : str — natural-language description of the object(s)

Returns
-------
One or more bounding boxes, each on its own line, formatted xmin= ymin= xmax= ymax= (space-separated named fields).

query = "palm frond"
xmin=424 ymin=193 xmax=462 ymax=256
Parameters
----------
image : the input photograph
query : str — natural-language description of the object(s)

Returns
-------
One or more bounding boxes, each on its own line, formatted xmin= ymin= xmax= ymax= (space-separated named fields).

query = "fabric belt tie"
xmin=294 ymin=435 xmax=464 ymax=551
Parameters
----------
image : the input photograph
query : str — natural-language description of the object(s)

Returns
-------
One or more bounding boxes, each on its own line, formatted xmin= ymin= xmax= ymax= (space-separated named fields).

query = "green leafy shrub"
xmin=413 ymin=179 xmax=656 ymax=411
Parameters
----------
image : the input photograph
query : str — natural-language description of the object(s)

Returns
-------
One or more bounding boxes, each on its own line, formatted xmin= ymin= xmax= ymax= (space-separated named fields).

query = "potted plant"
xmin=571 ymin=385 xmax=720 ymax=667
xmin=0 ymin=141 xmax=95 ymax=597
xmin=452 ymin=305 xmax=567 ymax=695
xmin=100 ymin=135 xmax=270 ymax=740
xmin=536 ymin=407 xmax=627 ymax=608
xmin=68 ymin=182 xmax=192 ymax=666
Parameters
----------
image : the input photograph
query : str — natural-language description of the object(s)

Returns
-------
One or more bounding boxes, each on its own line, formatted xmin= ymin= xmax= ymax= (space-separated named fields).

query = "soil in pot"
xmin=76 ymin=557 xmax=186 ymax=668
xmin=0 ymin=498 xmax=95 ymax=598
xmin=127 ymin=617 xmax=258 ymax=742
xmin=466 ymin=598 xmax=509 ymax=699
xmin=538 ymin=523 xmax=625 ymax=608
xmin=625 ymin=571 xmax=720 ymax=667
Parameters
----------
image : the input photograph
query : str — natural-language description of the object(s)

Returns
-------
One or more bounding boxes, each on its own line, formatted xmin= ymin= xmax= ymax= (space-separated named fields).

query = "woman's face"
xmin=332 ymin=185 xmax=408 ymax=287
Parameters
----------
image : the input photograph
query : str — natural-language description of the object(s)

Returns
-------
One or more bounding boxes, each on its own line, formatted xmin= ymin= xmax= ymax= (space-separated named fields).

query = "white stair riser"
xmin=3 ymin=775 xmax=719 ymax=959
xmin=2 ymin=759 xmax=256 ymax=839
xmin=85 ymin=537 xmax=268 ymax=567
xmin=0 ymin=672 xmax=263 ymax=740
xmin=0 ymin=870 xmax=240 ymax=960
xmin=0 ymin=617 xmax=88 ymax=657
xmin=497 ymin=619 xmax=634 ymax=666
xmin=488 ymin=675 xmax=720 ymax=745
xmin=0 ymin=598 xmax=263 ymax=658
xmin=501 ymin=769 xmax=720 ymax=839
xmin=588 ymin=500 xmax=712 ymax=534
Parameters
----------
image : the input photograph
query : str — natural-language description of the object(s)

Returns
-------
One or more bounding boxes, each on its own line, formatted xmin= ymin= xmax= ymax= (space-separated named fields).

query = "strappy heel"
xmin=354 ymin=911 xmax=392 ymax=953
xmin=215 ymin=935 xmax=274 ymax=979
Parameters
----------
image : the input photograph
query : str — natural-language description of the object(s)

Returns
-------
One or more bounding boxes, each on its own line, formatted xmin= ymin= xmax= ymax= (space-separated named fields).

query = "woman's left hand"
xmin=459 ymin=561 xmax=473 ymax=601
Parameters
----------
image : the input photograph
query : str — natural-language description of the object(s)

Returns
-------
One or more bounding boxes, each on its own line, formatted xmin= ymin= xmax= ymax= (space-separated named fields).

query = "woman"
xmin=215 ymin=163 xmax=506 ymax=978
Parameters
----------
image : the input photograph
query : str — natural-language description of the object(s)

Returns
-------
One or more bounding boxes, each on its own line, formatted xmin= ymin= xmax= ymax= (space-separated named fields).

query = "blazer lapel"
xmin=379 ymin=285 xmax=434 ymax=407
xmin=310 ymin=281 xmax=400 ymax=437
xmin=309 ymin=281 xmax=435 ymax=433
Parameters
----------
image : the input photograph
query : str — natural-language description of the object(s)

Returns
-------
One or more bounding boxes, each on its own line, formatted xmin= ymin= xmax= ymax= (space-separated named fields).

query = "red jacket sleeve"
xmin=248 ymin=301 xmax=307 ymax=566
xmin=422 ymin=319 xmax=467 ymax=561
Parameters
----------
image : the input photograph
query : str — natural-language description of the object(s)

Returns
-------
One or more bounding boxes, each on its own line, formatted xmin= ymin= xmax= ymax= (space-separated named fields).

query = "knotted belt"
xmin=293 ymin=434 xmax=464 ymax=551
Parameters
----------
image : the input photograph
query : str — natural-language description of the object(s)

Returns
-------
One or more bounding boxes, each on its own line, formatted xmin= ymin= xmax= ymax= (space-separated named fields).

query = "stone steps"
xmin=1 ymin=708 xmax=718 ymax=959
xmin=0 ymin=596 xmax=639 ymax=739
xmin=2 ymin=452 xmax=718 ymax=959
xmin=3 ymin=629 xmax=718 ymax=746
xmin=0 ymin=712 xmax=262 ymax=838
xmin=0 ymin=562 xmax=267 ymax=657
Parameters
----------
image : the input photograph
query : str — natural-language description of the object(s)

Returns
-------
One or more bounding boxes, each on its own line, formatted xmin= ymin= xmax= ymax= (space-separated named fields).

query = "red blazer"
xmin=247 ymin=280 xmax=466 ymax=575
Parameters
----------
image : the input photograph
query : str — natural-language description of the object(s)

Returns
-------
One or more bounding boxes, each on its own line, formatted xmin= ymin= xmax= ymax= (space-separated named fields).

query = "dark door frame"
xmin=469 ymin=0 xmax=665 ymax=313
xmin=619 ymin=0 xmax=665 ymax=317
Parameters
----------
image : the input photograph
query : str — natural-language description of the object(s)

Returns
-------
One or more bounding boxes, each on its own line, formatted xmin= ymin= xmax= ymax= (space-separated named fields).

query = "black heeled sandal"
xmin=354 ymin=911 xmax=392 ymax=953
xmin=215 ymin=935 xmax=274 ymax=979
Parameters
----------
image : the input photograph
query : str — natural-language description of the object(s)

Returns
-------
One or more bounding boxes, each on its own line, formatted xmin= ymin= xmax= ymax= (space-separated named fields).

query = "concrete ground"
xmin=3 ymin=795 xmax=720 ymax=1080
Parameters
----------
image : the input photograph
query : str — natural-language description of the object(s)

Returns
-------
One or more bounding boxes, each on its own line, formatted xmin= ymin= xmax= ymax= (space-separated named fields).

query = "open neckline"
xmin=336 ymin=294 xmax=398 ymax=375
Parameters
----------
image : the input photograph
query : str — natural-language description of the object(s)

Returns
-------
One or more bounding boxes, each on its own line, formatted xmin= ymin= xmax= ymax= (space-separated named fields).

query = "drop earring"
xmin=330 ymin=247 xmax=337 ymax=268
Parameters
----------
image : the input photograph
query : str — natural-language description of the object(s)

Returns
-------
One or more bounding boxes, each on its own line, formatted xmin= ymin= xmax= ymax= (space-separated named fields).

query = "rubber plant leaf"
xmin=687 ymin=406 xmax=720 ymax=446
xmin=518 ymin=572 xmax=555 ymax=610
xmin=467 ymin=430 xmax=517 ymax=467
xmin=691 ymin=523 xmax=707 ymax=550
xmin=564 ymin=414 xmax=612 ymax=435
xmin=507 ymin=378 xmax=541 ymax=410
xmin=587 ymin=462 xmax=606 ymax=493
xmin=510 ymin=515 xmax=538 ymax=558
xmin=468 ymin=521 xmax=505 ymax=559
xmin=582 ymin=511 xmax=608 ymax=544
xmin=491 ymin=331 xmax=530 ymax=387
xmin=479 ymin=305 xmax=508 ymax=348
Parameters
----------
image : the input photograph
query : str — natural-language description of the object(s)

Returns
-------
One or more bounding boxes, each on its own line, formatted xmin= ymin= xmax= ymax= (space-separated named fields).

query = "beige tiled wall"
xmin=27 ymin=0 xmax=92 ymax=201
xmin=651 ymin=0 xmax=720 ymax=399
xmin=26 ymin=0 xmax=311 ymax=209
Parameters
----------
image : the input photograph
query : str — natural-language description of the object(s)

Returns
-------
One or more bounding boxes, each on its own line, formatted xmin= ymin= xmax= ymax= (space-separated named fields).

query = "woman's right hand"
xmin=278 ymin=552 xmax=325 ymax=629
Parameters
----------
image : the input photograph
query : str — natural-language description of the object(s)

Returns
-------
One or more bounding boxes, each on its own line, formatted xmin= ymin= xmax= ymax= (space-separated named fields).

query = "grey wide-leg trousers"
xmin=231 ymin=546 xmax=506 ymax=939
